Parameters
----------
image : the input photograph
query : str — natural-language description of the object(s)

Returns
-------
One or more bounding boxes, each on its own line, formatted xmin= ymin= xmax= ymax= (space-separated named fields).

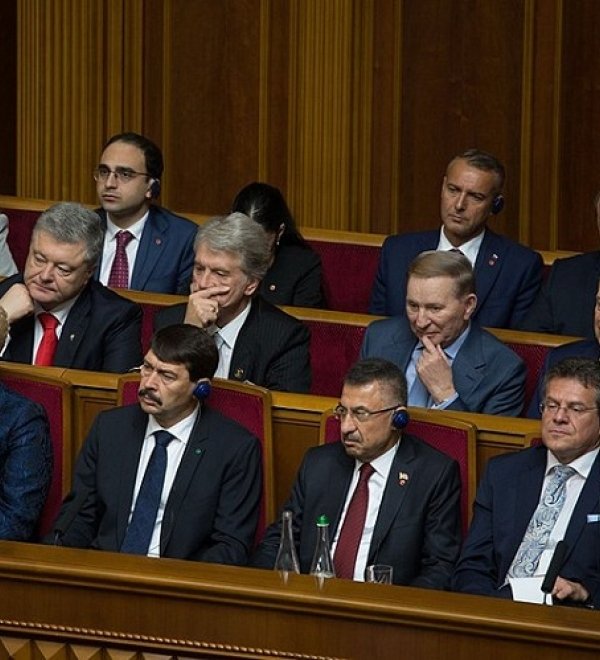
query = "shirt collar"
xmin=106 ymin=211 xmax=149 ymax=241
xmin=355 ymin=441 xmax=399 ymax=478
xmin=211 ymin=300 xmax=252 ymax=348
xmin=546 ymin=447 xmax=600 ymax=479
xmin=438 ymin=226 xmax=485 ymax=266
xmin=146 ymin=403 xmax=200 ymax=445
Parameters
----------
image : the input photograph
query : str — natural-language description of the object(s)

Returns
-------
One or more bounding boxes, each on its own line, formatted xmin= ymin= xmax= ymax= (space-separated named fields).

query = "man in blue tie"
xmin=361 ymin=250 xmax=526 ymax=416
xmin=453 ymin=357 xmax=600 ymax=607
xmin=51 ymin=324 xmax=261 ymax=564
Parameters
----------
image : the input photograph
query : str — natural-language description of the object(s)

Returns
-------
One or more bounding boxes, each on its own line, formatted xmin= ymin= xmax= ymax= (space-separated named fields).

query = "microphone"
xmin=52 ymin=489 xmax=89 ymax=546
xmin=541 ymin=540 xmax=568 ymax=602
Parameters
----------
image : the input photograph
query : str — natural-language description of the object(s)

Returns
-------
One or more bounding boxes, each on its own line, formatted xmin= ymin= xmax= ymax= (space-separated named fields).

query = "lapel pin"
xmin=195 ymin=448 xmax=203 ymax=456
xmin=488 ymin=253 xmax=499 ymax=266
xmin=155 ymin=238 xmax=162 ymax=245
xmin=269 ymin=284 xmax=276 ymax=291
xmin=69 ymin=334 xmax=75 ymax=341
xmin=234 ymin=367 xmax=245 ymax=379
xmin=398 ymin=471 xmax=409 ymax=486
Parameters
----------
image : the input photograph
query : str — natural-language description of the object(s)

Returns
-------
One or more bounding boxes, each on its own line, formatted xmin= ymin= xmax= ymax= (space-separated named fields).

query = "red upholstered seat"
xmin=117 ymin=374 xmax=274 ymax=545
xmin=505 ymin=341 xmax=551 ymax=415
xmin=319 ymin=407 xmax=476 ymax=536
xmin=307 ymin=240 xmax=380 ymax=313
xmin=0 ymin=368 xmax=71 ymax=538
xmin=303 ymin=319 xmax=366 ymax=397
xmin=5 ymin=208 xmax=41 ymax=271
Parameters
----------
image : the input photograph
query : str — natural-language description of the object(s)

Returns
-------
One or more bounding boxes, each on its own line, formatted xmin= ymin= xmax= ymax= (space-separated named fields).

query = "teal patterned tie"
xmin=508 ymin=464 xmax=576 ymax=578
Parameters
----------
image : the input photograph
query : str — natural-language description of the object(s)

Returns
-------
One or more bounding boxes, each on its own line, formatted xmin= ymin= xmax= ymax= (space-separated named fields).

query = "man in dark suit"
xmin=370 ymin=149 xmax=542 ymax=329
xmin=527 ymin=278 xmax=600 ymax=418
xmin=362 ymin=250 xmax=525 ymax=416
xmin=251 ymin=358 xmax=461 ymax=588
xmin=454 ymin=358 xmax=600 ymax=607
xmin=94 ymin=132 xmax=197 ymax=294
xmin=52 ymin=324 xmax=261 ymax=564
xmin=520 ymin=191 xmax=600 ymax=339
xmin=0 ymin=202 xmax=142 ymax=373
xmin=155 ymin=213 xmax=311 ymax=393
xmin=0 ymin=383 xmax=52 ymax=540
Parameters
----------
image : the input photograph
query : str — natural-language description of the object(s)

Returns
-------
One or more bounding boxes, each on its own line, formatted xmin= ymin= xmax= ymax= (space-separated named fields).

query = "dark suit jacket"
xmin=0 ymin=275 xmax=142 ymax=373
xmin=260 ymin=244 xmax=324 ymax=308
xmin=95 ymin=206 xmax=197 ymax=295
xmin=527 ymin=340 xmax=600 ymax=418
xmin=452 ymin=446 xmax=600 ymax=607
xmin=0 ymin=384 xmax=52 ymax=540
xmin=520 ymin=252 xmax=600 ymax=339
xmin=251 ymin=436 xmax=461 ymax=589
xmin=54 ymin=404 xmax=261 ymax=564
xmin=360 ymin=317 xmax=526 ymax=416
xmin=369 ymin=228 xmax=543 ymax=329
xmin=155 ymin=296 xmax=311 ymax=393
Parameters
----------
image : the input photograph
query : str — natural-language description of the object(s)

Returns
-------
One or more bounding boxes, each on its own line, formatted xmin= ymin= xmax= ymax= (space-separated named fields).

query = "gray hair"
xmin=408 ymin=250 xmax=476 ymax=298
xmin=193 ymin=212 xmax=270 ymax=281
xmin=449 ymin=148 xmax=506 ymax=193
xmin=33 ymin=202 xmax=103 ymax=266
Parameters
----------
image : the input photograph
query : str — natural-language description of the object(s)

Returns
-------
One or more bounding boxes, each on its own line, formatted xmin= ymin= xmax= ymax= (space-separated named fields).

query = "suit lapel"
xmin=160 ymin=410 xmax=208 ymax=552
xmin=451 ymin=326 xmax=487 ymax=400
xmin=473 ymin=230 xmax=503 ymax=311
xmin=327 ymin=447 xmax=356 ymax=537
xmin=54 ymin=286 xmax=92 ymax=367
xmin=131 ymin=208 xmax=167 ymax=290
xmin=368 ymin=437 xmax=417 ymax=561
xmin=228 ymin=299 xmax=258 ymax=382
xmin=115 ymin=409 xmax=148 ymax=545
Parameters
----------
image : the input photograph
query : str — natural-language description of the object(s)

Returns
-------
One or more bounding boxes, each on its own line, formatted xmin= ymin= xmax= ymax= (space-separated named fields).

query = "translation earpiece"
xmin=150 ymin=178 xmax=161 ymax=198
xmin=193 ymin=379 xmax=211 ymax=400
xmin=491 ymin=194 xmax=504 ymax=215
xmin=392 ymin=408 xmax=410 ymax=430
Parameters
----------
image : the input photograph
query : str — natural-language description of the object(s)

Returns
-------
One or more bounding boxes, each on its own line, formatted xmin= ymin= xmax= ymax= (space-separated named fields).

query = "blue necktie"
xmin=120 ymin=430 xmax=174 ymax=555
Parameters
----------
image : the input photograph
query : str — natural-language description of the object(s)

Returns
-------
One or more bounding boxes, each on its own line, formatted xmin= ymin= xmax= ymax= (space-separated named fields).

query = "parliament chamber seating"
xmin=0 ymin=362 xmax=72 ymax=537
xmin=319 ymin=407 xmax=476 ymax=535
xmin=117 ymin=373 xmax=275 ymax=542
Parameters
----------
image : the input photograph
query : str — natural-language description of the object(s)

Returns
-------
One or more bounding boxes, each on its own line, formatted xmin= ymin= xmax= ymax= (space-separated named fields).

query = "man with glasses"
xmin=94 ymin=132 xmax=197 ymax=294
xmin=453 ymin=358 xmax=600 ymax=607
xmin=0 ymin=202 xmax=142 ymax=372
xmin=251 ymin=358 xmax=461 ymax=587
xmin=50 ymin=324 xmax=261 ymax=563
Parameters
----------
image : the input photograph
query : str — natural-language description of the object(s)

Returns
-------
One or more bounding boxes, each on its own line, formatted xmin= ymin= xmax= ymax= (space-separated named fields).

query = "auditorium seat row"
xmin=0 ymin=194 xmax=580 ymax=315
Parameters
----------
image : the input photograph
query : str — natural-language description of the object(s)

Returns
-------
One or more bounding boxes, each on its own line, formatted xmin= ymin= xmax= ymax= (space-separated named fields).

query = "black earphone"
xmin=491 ymin=193 xmax=504 ymax=215
xmin=150 ymin=178 xmax=161 ymax=198
xmin=193 ymin=380 xmax=211 ymax=400
xmin=392 ymin=408 xmax=410 ymax=430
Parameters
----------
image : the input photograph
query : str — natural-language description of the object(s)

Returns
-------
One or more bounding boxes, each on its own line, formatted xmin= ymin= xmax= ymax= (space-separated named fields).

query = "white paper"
xmin=508 ymin=576 xmax=549 ymax=604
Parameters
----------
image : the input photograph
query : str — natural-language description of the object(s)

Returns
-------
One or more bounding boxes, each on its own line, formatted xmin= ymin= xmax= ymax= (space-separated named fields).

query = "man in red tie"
xmin=0 ymin=202 xmax=142 ymax=372
xmin=251 ymin=358 xmax=461 ymax=588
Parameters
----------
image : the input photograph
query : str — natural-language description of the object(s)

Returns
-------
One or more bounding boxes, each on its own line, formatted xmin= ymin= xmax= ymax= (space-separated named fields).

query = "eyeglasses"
xmin=539 ymin=401 xmax=598 ymax=417
xmin=93 ymin=165 xmax=150 ymax=184
xmin=139 ymin=362 xmax=179 ymax=385
xmin=334 ymin=404 xmax=400 ymax=423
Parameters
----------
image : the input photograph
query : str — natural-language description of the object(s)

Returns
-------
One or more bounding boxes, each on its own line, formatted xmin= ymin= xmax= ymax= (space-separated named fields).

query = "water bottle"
xmin=274 ymin=510 xmax=300 ymax=579
xmin=309 ymin=514 xmax=335 ymax=579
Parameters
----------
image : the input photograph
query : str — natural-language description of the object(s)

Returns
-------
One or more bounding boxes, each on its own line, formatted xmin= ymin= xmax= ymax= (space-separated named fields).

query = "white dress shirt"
xmin=99 ymin=213 xmax=148 ymax=286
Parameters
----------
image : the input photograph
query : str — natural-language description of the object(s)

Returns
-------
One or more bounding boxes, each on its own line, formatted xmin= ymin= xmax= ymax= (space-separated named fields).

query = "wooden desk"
xmin=0 ymin=541 xmax=597 ymax=659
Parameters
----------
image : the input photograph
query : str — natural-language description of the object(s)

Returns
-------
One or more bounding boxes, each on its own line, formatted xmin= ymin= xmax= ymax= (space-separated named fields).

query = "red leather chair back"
xmin=505 ymin=341 xmax=551 ymax=414
xmin=5 ymin=208 xmax=41 ymax=271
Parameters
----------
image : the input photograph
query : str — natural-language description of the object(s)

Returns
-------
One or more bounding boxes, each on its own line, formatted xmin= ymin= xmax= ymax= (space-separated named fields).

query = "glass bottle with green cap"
xmin=309 ymin=514 xmax=335 ymax=578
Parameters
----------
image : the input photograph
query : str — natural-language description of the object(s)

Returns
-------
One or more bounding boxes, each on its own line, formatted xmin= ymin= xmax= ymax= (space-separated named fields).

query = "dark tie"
xmin=120 ymin=430 xmax=174 ymax=555
xmin=333 ymin=462 xmax=375 ymax=579
xmin=108 ymin=230 xmax=134 ymax=288
xmin=34 ymin=313 xmax=59 ymax=366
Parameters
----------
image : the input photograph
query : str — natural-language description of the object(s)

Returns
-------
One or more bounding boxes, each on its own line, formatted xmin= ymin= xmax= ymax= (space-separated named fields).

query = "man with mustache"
xmin=251 ymin=358 xmax=461 ymax=588
xmin=0 ymin=202 xmax=142 ymax=372
xmin=370 ymin=149 xmax=542 ymax=329
xmin=51 ymin=324 xmax=261 ymax=563
xmin=361 ymin=250 xmax=526 ymax=415
xmin=94 ymin=132 xmax=197 ymax=294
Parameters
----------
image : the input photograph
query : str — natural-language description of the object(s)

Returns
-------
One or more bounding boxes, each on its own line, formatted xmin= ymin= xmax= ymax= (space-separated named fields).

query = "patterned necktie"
xmin=508 ymin=464 xmax=576 ymax=578
xmin=34 ymin=313 xmax=59 ymax=366
xmin=120 ymin=430 xmax=174 ymax=555
xmin=333 ymin=462 xmax=375 ymax=579
xmin=108 ymin=230 xmax=134 ymax=288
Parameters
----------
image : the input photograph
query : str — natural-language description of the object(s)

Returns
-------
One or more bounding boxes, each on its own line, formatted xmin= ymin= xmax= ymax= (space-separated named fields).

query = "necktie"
xmin=508 ymin=464 xmax=576 ymax=578
xmin=334 ymin=462 xmax=375 ymax=579
xmin=108 ymin=230 xmax=134 ymax=288
xmin=120 ymin=430 xmax=174 ymax=555
xmin=408 ymin=346 xmax=430 ymax=407
xmin=35 ymin=313 xmax=59 ymax=366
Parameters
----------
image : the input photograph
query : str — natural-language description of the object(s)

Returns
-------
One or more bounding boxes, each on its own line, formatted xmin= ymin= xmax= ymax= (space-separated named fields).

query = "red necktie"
xmin=333 ymin=462 xmax=375 ymax=579
xmin=35 ymin=313 xmax=59 ymax=366
xmin=108 ymin=230 xmax=134 ymax=288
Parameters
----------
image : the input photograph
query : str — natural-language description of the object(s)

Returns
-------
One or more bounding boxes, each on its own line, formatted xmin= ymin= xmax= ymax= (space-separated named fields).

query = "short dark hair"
xmin=408 ymin=250 xmax=476 ymax=298
xmin=103 ymin=132 xmax=164 ymax=179
xmin=544 ymin=357 xmax=600 ymax=410
xmin=150 ymin=324 xmax=218 ymax=381
xmin=231 ymin=182 xmax=307 ymax=248
xmin=344 ymin=358 xmax=407 ymax=405
xmin=450 ymin=148 xmax=505 ymax=192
